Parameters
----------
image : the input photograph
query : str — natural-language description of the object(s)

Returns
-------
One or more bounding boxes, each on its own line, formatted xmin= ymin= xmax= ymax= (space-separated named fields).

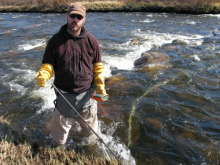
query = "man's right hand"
xmin=35 ymin=71 xmax=48 ymax=87
xmin=35 ymin=64 xmax=53 ymax=87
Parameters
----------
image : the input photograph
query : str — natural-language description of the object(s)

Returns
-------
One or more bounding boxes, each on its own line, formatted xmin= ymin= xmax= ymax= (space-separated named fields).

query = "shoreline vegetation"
xmin=0 ymin=117 xmax=118 ymax=164
xmin=0 ymin=0 xmax=220 ymax=14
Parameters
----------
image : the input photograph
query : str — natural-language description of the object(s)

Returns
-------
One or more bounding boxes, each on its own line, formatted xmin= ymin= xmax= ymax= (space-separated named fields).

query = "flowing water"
xmin=0 ymin=12 xmax=220 ymax=164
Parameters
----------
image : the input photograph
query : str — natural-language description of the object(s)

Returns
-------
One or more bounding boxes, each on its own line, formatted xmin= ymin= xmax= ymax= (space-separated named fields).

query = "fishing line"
xmin=101 ymin=143 xmax=111 ymax=160
xmin=127 ymin=80 xmax=169 ymax=148
xmin=51 ymin=83 xmax=122 ymax=164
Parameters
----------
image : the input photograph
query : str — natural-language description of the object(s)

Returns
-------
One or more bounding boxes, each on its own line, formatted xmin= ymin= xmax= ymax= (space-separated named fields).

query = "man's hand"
xmin=35 ymin=71 xmax=48 ymax=87
xmin=93 ymin=62 xmax=109 ymax=101
xmin=91 ymin=92 xmax=109 ymax=101
xmin=35 ymin=63 xmax=53 ymax=87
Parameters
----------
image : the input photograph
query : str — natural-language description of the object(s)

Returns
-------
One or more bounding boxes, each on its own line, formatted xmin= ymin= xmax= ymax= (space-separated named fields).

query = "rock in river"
xmin=134 ymin=51 xmax=169 ymax=68
xmin=130 ymin=38 xmax=149 ymax=46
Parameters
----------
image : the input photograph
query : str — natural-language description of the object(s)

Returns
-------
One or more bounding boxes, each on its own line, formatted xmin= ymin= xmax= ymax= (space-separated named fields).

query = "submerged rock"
xmin=130 ymin=38 xmax=141 ymax=45
xmin=130 ymin=38 xmax=149 ymax=46
xmin=134 ymin=51 xmax=169 ymax=68
xmin=106 ymin=75 xmax=134 ymax=94
xmin=146 ymin=118 xmax=164 ymax=129
xmin=162 ymin=45 xmax=177 ymax=50
xmin=106 ymin=75 xmax=128 ymax=86
xmin=172 ymin=39 xmax=187 ymax=45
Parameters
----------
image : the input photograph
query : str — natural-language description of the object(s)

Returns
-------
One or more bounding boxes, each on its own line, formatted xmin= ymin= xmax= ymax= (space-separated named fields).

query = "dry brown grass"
xmin=0 ymin=117 xmax=118 ymax=165
xmin=0 ymin=0 xmax=219 ymax=13
xmin=125 ymin=0 xmax=220 ymax=13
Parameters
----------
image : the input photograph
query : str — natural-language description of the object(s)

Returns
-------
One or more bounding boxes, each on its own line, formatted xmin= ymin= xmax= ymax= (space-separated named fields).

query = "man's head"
xmin=68 ymin=3 xmax=86 ymax=17
xmin=67 ymin=3 xmax=86 ymax=36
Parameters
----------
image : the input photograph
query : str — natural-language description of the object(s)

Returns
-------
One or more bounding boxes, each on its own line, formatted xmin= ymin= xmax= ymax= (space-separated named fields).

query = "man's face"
xmin=67 ymin=14 xmax=85 ymax=35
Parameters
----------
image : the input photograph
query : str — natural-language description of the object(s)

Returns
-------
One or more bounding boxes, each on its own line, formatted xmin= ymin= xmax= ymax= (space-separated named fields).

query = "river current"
xmin=0 ymin=12 xmax=220 ymax=164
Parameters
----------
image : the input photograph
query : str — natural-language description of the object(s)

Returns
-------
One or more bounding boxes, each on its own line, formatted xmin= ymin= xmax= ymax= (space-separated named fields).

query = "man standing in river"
xmin=35 ymin=2 xmax=108 ymax=148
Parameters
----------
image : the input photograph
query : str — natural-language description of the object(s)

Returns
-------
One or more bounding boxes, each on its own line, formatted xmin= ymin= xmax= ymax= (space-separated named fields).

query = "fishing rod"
xmin=51 ymin=83 xmax=122 ymax=165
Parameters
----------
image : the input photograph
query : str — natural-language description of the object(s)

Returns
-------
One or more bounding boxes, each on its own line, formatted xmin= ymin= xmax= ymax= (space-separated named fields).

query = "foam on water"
xmin=11 ymin=68 xmax=36 ymax=82
xmin=103 ymin=56 xmax=134 ymax=73
xmin=132 ymin=29 xmax=206 ymax=46
xmin=102 ymin=41 xmax=150 ymax=76
xmin=92 ymin=122 xmax=136 ymax=165
xmin=100 ymin=137 xmax=136 ymax=164
xmin=0 ymin=28 xmax=18 ymax=35
xmin=102 ymin=30 xmax=207 ymax=77
xmin=132 ymin=19 xmax=155 ymax=23
xmin=2 ymin=64 xmax=56 ymax=113
xmin=30 ymin=78 xmax=56 ymax=114
xmin=192 ymin=54 xmax=200 ymax=61
xmin=12 ymin=14 xmax=28 ymax=19
xmin=180 ymin=20 xmax=198 ymax=25
xmin=8 ymin=82 xmax=27 ymax=96
xmin=24 ymin=23 xmax=45 ymax=29
xmin=18 ymin=39 xmax=46 ymax=51
xmin=203 ymin=14 xmax=220 ymax=18
xmin=3 ymin=68 xmax=35 ymax=96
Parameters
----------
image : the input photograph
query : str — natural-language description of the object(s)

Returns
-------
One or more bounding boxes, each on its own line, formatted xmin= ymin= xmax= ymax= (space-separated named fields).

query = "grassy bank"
xmin=0 ymin=0 xmax=220 ymax=14
xmin=0 ymin=117 xmax=118 ymax=165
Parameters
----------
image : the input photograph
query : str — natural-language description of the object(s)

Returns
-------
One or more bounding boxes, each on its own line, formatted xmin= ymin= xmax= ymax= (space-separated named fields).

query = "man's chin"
xmin=73 ymin=29 xmax=80 ymax=33
xmin=68 ymin=27 xmax=78 ymax=33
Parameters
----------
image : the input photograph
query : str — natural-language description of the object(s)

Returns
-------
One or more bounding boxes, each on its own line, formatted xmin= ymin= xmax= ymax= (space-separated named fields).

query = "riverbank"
xmin=0 ymin=117 xmax=118 ymax=165
xmin=0 ymin=0 xmax=220 ymax=14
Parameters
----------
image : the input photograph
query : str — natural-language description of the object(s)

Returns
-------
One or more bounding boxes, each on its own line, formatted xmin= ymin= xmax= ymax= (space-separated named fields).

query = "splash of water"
xmin=97 ymin=131 xmax=136 ymax=165
xmin=18 ymin=39 xmax=46 ymax=51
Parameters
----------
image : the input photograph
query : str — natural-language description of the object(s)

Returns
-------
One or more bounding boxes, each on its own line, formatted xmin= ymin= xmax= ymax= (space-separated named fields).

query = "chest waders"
xmin=51 ymin=83 xmax=121 ymax=165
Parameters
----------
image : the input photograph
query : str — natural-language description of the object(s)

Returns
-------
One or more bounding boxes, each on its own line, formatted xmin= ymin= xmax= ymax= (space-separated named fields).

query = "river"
xmin=0 ymin=12 xmax=220 ymax=165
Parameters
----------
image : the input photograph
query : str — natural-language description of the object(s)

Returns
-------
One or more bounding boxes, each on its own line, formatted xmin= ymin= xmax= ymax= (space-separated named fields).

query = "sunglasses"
xmin=69 ymin=14 xmax=84 ymax=20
